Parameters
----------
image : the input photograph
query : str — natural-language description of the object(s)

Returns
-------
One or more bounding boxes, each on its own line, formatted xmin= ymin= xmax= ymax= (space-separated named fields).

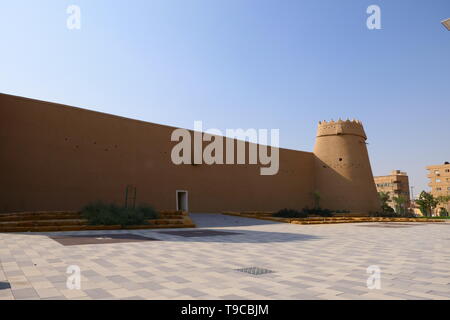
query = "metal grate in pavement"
xmin=235 ymin=267 xmax=274 ymax=276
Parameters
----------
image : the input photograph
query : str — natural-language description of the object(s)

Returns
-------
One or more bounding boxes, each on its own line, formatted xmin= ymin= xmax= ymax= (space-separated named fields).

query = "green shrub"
xmin=369 ymin=211 xmax=397 ymax=218
xmin=136 ymin=204 xmax=159 ymax=220
xmin=302 ymin=207 xmax=334 ymax=217
xmin=381 ymin=204 xmax=395 ymax=213
xmin=81 ymin=202 xmax=159 ymax=226
xmin=273 ymin=207 xmax=337 ymax=218
xmin=273 ymin=208 xmax=308 ymax=218
xmin=368 ymin=211 xmax=416 ymax=218
xmin=439 ymin=207 xmax=449 ymax=217
xmin=418 ymin=215 xmax=450 ymax=219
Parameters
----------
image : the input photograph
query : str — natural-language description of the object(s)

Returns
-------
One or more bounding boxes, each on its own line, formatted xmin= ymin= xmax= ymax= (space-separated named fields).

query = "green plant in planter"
xmin=302 ymin=207 xmax=334 ymax=217
xmin=81 ymin=202 xmax=159 ymax=226
xmin=312 ymin=191 xmax=321 ymax=209
xmin=415 ymin=191 xmax=439 ymax=217
xmin=378 ymin=192 xmax=395 ymax=214
xmin=439 ymin=207 xmax=449 ymax=217
xmin=273 ymin=208 xmax=308 ymax=218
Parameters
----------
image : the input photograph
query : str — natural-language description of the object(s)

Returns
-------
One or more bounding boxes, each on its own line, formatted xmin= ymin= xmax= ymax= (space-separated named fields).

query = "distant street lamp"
xmin=442 ymin=18 xmax=450 ymax=31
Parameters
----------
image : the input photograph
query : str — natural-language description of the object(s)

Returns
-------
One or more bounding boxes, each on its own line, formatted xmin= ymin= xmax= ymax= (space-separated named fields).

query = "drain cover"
xmin=235 ymin=267 xmax=274 ymax=276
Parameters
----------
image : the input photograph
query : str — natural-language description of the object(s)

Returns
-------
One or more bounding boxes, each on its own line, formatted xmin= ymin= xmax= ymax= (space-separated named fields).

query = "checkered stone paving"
xmin=1 ymin=213 xmax=450 ymax=300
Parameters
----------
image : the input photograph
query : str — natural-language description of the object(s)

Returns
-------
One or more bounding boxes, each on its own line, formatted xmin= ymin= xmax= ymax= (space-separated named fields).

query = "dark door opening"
xmin=176 ymin=190 xmax=188 ymax=212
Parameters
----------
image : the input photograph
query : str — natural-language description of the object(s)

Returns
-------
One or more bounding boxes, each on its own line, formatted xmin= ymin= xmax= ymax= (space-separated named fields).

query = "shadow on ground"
xmin=190 ymin=213 xmax=280 ymax=228
xmin=146 ymin=213 xmax=319 ymax=243
xmin=148 ymin=228 xmax=320 ymax=243
xmin=0 ymin=281 xmax=11 ymax=290
xmin=44 ymin=229 xmax=320 ymax=244
xmin=2 ymin=214 xmax=321 ymax=244
xmin=6 ymin=229 xmax=320 ymax=244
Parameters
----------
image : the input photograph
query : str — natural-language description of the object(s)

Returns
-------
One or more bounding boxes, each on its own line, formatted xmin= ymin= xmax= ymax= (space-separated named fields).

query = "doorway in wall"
xmin=176 ymin=190 xmax=188 ymax=212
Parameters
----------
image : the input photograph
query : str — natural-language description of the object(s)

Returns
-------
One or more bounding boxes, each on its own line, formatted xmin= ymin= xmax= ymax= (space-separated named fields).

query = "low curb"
xmin=0 ymin=210 xmax=196 ymax=233
xmin=221 ymin=212 xmax=447 ymax=225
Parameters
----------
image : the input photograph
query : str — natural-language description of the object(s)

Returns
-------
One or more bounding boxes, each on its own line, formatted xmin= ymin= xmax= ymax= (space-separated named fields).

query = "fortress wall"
xmin=0 ymin=94 xmax=315 ymax=213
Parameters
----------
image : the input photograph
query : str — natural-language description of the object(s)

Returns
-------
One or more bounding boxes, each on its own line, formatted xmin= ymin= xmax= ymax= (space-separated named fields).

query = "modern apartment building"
xmin=374 ymin=170 xmax=411 ymax=211
xmin=426 ymin=162 xmax=450 ymax=213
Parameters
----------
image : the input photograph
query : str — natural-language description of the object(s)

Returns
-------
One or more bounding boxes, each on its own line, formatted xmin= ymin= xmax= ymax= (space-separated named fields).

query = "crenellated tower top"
xmin=316 ymin=119 xmax=367 ymax=139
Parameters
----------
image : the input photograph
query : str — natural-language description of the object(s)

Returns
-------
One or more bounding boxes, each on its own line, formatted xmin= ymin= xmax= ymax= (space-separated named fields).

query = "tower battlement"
xmin=317 ymin=119 xmax=366 ymax=139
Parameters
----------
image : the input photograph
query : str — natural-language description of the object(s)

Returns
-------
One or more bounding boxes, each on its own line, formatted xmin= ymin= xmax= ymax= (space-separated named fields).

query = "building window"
xmin=436 ymin=187 xmax=442 ymax=191
xmin=436 ymin=179 xmax=441 ymax=183
xmin=446 ymin=169 xmax=450 ymax=173
xmin=435 ymin=170 xmax=440 ymax=174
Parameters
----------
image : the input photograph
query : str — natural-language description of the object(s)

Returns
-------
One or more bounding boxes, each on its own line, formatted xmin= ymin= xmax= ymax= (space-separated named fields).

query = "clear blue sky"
xmin=1 ymin=0 xmax=449 ymax=195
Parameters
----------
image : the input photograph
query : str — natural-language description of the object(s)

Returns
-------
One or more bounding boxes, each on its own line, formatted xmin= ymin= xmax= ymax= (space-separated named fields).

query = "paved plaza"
xmin=1 ymin=213 xmax=450 ymax=300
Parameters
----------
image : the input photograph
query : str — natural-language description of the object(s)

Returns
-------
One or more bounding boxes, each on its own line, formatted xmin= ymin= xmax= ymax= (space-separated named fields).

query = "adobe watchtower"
xmin=313 ymin=119 xmax=380 ymax=214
